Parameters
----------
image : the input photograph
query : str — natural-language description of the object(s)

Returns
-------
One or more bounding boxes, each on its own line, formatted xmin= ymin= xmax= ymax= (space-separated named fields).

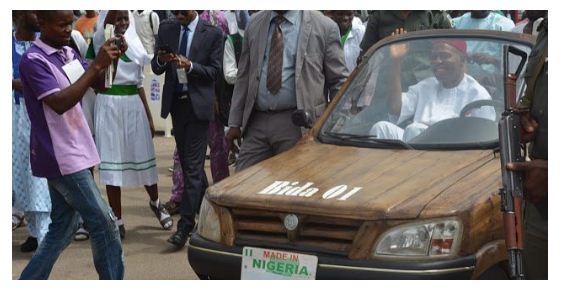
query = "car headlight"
xmin=373 ymin=218 xmax=462 ymax=258
xmin=197 ymin=196 xmax=221 ymax=242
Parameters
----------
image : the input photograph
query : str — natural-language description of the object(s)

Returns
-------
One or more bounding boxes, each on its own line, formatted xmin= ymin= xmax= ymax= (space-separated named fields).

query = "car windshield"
xmin=320 ymin=35 xmax=531 ymax=150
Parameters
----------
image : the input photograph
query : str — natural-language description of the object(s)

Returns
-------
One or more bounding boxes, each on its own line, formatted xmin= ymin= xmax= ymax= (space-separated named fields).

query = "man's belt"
xmin=255 ymin=108 xmax=296 ymax=114
xmin=176 ymin=91 xmax=190 ymax=100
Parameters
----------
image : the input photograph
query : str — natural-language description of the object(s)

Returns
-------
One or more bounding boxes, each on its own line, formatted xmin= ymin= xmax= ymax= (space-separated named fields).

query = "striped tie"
xmin=266 ymin=15 xmax=285 ymax=95
xmin=176 ymin=26 xmax=189 ymax=93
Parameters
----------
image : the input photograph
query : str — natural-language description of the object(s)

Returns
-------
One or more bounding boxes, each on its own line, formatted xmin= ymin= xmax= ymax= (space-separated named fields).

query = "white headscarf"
xmin=93 ymin=10 xmax=151 ymax=66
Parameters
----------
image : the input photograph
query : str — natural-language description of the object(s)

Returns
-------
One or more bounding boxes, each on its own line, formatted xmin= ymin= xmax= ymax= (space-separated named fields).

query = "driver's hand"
xmin=389 ymin=28 xmax=409 ymax=59
xmin=470 ymin=53 xmax=500 ymax=66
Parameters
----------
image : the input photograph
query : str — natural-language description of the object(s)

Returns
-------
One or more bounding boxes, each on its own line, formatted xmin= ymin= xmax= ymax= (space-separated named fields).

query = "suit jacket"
xmin=151 ymin=19 xmax=223 ymax=121
xmin=228 ymin=10 xmax=349 ymax=131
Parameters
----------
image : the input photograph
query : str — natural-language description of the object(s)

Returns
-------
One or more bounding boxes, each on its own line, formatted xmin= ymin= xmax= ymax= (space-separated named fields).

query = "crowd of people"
xmin=12 ymin=10 xmax=547 ymax=280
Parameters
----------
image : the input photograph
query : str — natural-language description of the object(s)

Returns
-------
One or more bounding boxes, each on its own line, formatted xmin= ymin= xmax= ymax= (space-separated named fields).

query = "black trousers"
xmin=170 ymin=98 xmax=209 ymax=233
xmin=523 ymin=202 xmax=548 ymax=279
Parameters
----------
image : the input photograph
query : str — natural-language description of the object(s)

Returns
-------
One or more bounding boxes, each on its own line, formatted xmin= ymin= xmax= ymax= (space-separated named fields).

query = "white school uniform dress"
xmin=93 ymin=11 xmax=157 ymax=187
xmin=94 ymin=55 xmax=157 ymax=187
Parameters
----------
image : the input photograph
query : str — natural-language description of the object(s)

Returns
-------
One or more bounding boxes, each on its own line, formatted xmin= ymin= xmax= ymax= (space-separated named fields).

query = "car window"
xmin=321 ymin=36 xmax=531 ymax=149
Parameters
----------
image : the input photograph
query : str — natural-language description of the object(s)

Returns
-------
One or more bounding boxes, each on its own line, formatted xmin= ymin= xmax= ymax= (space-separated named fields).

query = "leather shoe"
xmin=167 ymin=230 xmax=189 ymax=248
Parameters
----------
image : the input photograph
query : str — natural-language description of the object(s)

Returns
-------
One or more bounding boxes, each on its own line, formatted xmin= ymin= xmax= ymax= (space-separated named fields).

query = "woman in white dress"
xmin=93 ymin=11 xmax=171 ymax=238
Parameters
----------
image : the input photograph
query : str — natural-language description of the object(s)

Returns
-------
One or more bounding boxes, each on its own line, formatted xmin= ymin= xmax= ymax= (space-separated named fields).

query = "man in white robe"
xmin=370 ymin=38 xmax=495 ymax=141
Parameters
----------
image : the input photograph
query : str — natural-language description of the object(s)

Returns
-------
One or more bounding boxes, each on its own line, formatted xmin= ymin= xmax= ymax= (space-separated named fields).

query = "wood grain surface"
xmin=207 ymin=139 xmax=504 ymax=258
xmin=208 ymin=140 xmax=498 ymax=222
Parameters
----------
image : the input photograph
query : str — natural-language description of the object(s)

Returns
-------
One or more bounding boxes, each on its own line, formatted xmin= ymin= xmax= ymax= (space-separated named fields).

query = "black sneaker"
xmin=150 ymin=202 xmax=173 ymax=230
xmin=20 ymin=236 xmax=38 ymax=253
xmin=167 ymin=230 xmax=189 ymax=248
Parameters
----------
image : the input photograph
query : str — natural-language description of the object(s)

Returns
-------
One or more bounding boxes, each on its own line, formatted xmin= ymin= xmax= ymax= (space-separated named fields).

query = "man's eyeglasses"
xmin=172 ymin=11 xmax=189 ymax=16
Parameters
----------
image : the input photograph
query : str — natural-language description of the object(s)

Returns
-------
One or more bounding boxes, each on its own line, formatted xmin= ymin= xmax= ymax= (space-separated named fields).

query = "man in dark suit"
xmin=151 ymin=10 xmax=223 ymax=248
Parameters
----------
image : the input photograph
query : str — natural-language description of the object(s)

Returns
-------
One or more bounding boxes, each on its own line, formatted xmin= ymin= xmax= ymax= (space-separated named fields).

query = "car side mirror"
xmin=291 ymin=110 xmax=313 ymax=129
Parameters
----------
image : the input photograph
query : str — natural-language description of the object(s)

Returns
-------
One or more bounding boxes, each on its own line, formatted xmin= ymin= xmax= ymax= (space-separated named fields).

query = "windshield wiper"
xmin=323 ymin=132 xmax=378 ymax=140
xmin=322 ymin=132 xmax=414 ymax=149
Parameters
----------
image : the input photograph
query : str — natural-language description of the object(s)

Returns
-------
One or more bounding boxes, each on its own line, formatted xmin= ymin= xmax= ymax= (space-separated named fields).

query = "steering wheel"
xmin=459 ymin=99 xmax=503 ymax=121
xmin=407 ymin=116 xmax=498 ymax=145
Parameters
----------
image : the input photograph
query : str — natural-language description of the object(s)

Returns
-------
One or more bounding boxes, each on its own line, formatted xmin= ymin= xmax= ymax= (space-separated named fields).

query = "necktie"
xmin=177 ymin=26 xmax=189 ymax=93
xmin=266 ymin=15 xmax=285 ymax=95
xmin=179 ymin=25 xmax=189 ymax=57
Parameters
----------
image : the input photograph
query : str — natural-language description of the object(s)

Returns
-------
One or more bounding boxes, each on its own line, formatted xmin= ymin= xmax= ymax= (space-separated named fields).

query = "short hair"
xmin=12 ymin=10 xmax=26 ymax=20
xmin=35 ymin=10 xmax=60 ymax=22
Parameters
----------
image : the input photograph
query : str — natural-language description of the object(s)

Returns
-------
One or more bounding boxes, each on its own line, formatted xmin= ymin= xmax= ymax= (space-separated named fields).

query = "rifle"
xmin=498 ymin=45 xmax=527 ymax=280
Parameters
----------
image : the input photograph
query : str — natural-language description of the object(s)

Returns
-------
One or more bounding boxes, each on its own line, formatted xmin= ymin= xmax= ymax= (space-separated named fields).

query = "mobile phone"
xmin=114 ymin=37 xmax=124 ymax=50
xmin=157 ymin=44 xmax=174 ymax=54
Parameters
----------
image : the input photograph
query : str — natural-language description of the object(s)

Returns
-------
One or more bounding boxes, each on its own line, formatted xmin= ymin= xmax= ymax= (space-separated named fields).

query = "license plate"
xmin=241 ymin=247 xmax=318 ymax=280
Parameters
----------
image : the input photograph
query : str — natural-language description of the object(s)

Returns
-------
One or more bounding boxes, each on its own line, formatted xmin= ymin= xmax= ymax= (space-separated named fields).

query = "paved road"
xmin=12 ymin=135 xmax=216 ymax=280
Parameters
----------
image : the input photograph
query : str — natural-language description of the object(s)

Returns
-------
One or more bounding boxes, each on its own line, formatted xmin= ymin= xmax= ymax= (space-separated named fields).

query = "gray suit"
xmin=229 ymin=10 xmax=348 ymax=131
xmin=228 ymin=10 xmax=348 ymax=171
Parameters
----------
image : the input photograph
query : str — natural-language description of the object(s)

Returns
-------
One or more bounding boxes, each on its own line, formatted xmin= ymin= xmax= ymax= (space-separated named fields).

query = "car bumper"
xmin=187 ymin=234 xmax=476 ymax=280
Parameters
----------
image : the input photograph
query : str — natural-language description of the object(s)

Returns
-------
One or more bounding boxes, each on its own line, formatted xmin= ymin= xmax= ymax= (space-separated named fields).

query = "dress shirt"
xmin=255 ymin=10 xmax=302 ymax=112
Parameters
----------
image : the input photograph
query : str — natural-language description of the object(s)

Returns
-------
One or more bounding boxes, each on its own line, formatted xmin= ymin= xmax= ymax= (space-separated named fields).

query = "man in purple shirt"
xmin=18 ymin=10 xmax=125 ymax=280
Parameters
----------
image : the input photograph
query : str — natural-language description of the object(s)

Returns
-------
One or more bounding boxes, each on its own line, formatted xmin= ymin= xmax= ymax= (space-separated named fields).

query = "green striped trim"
xmin=100 ymin=158 xmax=156 ymax=171
xmin=99 ymin=164 xmax=157 ymax=172
xmin=101 ymin=84 xmax=138 ymax=96
xmin=101 ymin=158 xmax=156 ymax=165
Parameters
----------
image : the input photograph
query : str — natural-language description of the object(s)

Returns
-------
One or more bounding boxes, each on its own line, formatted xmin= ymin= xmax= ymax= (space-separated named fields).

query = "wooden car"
xmin=188 ymin=30 xmax=535 ymax=280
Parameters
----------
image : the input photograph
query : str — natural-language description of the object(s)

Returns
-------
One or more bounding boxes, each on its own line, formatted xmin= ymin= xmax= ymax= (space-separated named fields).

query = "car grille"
xmin=231 ymin=208 xmax=363 ymax=255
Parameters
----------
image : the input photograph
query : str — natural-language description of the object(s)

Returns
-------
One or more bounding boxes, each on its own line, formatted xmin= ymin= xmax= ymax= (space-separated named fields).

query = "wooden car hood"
xmin=207 ymin=140 xmax=498 ymax=220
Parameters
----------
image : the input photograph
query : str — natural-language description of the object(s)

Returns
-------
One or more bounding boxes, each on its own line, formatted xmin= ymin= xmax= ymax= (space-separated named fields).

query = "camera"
xmin=114 ymin=37 xmax=124 ymax=50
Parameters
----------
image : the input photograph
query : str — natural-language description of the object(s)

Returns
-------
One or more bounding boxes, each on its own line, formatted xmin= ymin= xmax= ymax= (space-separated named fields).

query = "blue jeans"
xmin=20 ymin=169 xmax=124 ymax=280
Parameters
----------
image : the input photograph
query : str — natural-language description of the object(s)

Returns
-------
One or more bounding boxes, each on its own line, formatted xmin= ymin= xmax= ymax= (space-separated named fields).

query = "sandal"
xmin=150 ymin=202 xmax=173 ymax=230
xmin=12 ymin=214 xmax=25 ymax=231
